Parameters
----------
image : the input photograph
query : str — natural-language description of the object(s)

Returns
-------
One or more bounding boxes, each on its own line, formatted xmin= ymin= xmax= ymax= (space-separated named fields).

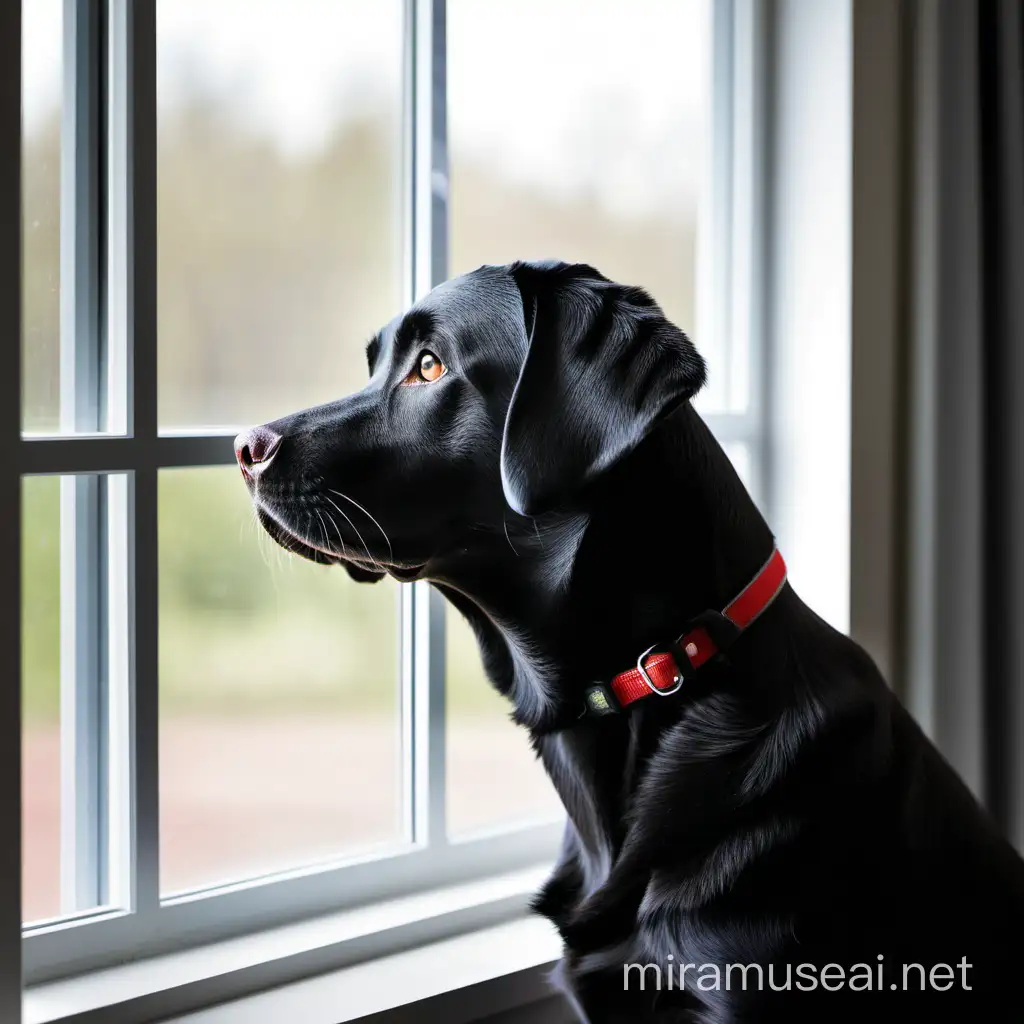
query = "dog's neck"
xmin=430 ymin=402 xmax=789 ymax=732
xmin=429 ymin=403 xmax=839 ymax=920
xmin=429 ymin=404 xmax=878 ymax=958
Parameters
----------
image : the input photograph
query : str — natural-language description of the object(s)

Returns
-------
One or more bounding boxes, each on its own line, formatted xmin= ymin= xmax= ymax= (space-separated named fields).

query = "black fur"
xmin=238 ymin=261 xmax=1024 ymax=1022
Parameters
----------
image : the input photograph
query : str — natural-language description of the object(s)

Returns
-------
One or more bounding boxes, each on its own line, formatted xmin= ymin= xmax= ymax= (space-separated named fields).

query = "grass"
xmin=21 ymin=468 xmax=510 ymax=724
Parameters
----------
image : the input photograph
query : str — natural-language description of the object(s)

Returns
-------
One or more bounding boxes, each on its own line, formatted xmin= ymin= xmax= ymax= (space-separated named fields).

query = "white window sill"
xmin=162 ymin=916 xmax=564 ymax=1024
xmin=25 ymin=864 xmax=563 ymax=1024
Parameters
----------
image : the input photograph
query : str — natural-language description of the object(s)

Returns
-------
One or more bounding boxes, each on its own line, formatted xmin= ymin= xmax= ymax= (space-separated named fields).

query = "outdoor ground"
xmin=23 ymin=713 xmax=563 ymax=923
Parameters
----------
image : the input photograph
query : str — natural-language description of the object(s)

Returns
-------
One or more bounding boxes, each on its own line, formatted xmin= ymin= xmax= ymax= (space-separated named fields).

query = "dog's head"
xmin=236 ymin=260 xmax=706 ymax=582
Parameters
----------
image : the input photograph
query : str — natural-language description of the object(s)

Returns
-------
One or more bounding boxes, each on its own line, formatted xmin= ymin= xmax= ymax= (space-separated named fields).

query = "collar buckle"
xmin=636 ymin=642 xmax=686 ymax=695
xmin=635 ymin=609 xmax=746 ymax=697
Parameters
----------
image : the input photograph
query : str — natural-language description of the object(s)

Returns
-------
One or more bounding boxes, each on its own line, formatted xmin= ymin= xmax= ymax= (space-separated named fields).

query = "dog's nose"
xmin=234 ymin=426 xmax=283 ymax=481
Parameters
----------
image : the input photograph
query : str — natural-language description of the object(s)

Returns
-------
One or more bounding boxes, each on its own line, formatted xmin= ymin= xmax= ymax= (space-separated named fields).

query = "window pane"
xmin=22 ymin=476 xmax=61 ymax=923
xmin=446 ymin=0 xmax=711 ymax=832
xmin=22 ymin=0 xmax=62 ymax=434
xmin=446 ymin=610 xmax=563 ymax=837
xmin=722 ymin=441 xmax=754 ymax=500
xmin=156 ymin=0 xmax=404 ymax=431
xmin=159 ymin=467 xmax=403 ymax=895
xmin=23 ymin=474 xmax=118 ymax=924
xmin=449 ymin=0 xmax=714 ymax=398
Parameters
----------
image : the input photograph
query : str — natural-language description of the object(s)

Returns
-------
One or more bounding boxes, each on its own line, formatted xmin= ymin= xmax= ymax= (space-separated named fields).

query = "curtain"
xmin=904 ymin=0 xmax=1024 ymax=847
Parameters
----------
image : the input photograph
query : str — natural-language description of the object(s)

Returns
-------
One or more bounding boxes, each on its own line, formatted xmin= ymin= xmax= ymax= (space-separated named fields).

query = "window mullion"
xmin=1 ymin=2 xmax=23 ymax=1018
xmin=58 ymin=0 xmax=107 ymax=915
xmin=59 ymin=0 xmax=104 ymax=436
xmin=17 ymin=434 xmax=238 ymax=476
xmin=409 ymin=0 xmax=449 ymax=847
xmin=697 ymin=0 xmax=735 ymax=419
xmin=699 ymin=0 xmax=772 ymax=517
xmin=732 ymin=0 xmax=772 ymax=520
xmin=108 ymin=0 xmax=160 ymax=915
xmin=58 ymin=474 xmax=108 ymax=912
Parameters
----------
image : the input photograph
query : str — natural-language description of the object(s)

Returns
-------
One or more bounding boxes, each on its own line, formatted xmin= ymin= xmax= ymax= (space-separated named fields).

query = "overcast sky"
xmin=23 ymin=0 xmax=710 ymax=218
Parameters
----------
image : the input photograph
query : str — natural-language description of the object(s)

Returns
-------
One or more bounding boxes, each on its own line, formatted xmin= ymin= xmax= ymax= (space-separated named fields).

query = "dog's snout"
xmin=234 ymin=426 xmax=283 ymax=480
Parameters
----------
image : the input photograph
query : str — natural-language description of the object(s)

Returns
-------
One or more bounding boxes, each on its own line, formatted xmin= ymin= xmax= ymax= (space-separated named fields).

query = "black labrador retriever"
xmin=235 ymin=260 xmax=1024 ymax=1022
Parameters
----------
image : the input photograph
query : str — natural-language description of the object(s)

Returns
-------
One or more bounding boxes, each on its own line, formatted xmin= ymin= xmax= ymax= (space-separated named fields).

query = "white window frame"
xmin=4 ymin=0 xmax=772 ymax=1008
xmin=696 ymin=0 xmax=773 ymax=513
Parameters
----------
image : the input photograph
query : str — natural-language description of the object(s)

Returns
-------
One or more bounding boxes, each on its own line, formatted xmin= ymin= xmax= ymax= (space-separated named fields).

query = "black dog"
xmin=236 ymin=260 xmax=1024 ymax=1022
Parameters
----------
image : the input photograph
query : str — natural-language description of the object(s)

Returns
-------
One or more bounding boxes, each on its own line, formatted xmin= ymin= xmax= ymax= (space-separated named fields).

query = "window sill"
xmin=162 ymin=915 xmax=564 ymax=1024
xmin=25 ymin=864 xmax=561 ymax=1024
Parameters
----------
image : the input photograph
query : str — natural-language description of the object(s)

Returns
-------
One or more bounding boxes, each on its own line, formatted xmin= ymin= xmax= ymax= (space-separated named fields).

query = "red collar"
xmin=582 ymin=546 xmax=787 ymax=718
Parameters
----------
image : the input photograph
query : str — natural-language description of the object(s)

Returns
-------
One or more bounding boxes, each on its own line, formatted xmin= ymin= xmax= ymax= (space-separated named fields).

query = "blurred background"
xmin=19 ymin=0 xmax=1024 ymax=933
xmin=20 ymin=0 xmax=713 ymax=921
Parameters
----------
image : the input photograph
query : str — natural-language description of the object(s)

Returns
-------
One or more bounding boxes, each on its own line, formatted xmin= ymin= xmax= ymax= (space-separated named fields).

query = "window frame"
xmin=2 ymin=0 xmax=24 ymax=1014
xmin=8 ymin=0 xmax=764 ymax=995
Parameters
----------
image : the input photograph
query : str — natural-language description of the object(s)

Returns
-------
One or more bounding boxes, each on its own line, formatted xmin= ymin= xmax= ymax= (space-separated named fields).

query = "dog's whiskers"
xmin=314 ymin=509 xmax=331 ymax=552
xmin=327 ymin=488 xmax=394 ymax=562
xmin=320 ymin=504 xmax=351 ymax=561
xmin=250 ymin=507 xmax=274 ymax=573
xmin=322 ymin=493 xmax=383 ymax=572
xmin=271 ymin=512 xmax=301 ymax=573
xmin=251 ymin=508 xmax=284 ymax=602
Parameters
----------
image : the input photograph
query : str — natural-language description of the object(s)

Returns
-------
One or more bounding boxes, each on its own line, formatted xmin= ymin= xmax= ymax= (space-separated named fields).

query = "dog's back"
xmin=542 ymin=640 xmax=1024 ymax=1022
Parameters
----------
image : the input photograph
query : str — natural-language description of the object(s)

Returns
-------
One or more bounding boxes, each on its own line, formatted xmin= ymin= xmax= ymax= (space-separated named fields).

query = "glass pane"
xmin=156 ymin=0 xmax=404 ymax=431
xmin=22 ymin=0 xmax=63 ymax=434
xmin=22 ymin=476 xmax=61 ymax=923
xmin=448 ymin=0 xmax=715 ymax=399
xmin=722 ymin=440 xmax=753 ymax=497
xmin=159 ymin=467 xmax=403 ymax=895
xmin=445 ymin=0 xmax=712 ymax=835
xmin=446 ymin=609 xmax=563 ymax=837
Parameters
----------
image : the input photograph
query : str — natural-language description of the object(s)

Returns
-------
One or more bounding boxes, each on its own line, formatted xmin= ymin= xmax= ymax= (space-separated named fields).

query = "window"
xmin=154 ymin=0 xmax=406 ymax=900
xmin=12 ymin=0 xmax=768 ymax=992
xmin=445 ymin=0 xmax=716 ymax=835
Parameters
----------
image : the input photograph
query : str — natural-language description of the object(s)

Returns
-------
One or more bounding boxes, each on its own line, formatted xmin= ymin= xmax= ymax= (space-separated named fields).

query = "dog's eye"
xmin=402 ymin=350 xmax=446 ymax=385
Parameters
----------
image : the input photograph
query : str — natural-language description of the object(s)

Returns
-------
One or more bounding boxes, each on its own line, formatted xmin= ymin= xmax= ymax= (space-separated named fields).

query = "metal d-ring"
xmin=636 ymin=643 xmax=684 ymax=696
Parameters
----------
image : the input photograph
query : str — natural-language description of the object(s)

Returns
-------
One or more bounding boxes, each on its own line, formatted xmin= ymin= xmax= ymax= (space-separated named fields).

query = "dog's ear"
xmin=500 ymin=260 xmax=706 ymax=516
